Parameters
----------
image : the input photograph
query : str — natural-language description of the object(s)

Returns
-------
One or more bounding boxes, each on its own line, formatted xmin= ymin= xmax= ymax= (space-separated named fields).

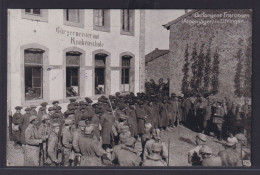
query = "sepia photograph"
xmin=6 ymin=9 xmax=252 ymax=167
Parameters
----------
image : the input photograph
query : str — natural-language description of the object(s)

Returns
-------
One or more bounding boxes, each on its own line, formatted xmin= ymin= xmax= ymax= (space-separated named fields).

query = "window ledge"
xmin=64 ymin=21 xmax=84 ymax=28
xmin=21 ymin=9 xmax=48 ymax=23
xmin=93 ymin=25 xmax=110 ymax=33
xmin=120 ymin=30 xmax=134 ymax=36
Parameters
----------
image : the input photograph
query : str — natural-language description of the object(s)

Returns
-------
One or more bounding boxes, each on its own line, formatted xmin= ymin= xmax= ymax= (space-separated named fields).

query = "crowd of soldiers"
xmin=9 ymin=88 xmax=251 ymax=166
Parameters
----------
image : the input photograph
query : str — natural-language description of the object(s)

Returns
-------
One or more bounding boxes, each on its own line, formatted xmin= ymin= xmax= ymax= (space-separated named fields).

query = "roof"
xmin=145 ymin=48 xmax=170 ymax=63
xmin=163 ymin=10 xmax=200 ymax=30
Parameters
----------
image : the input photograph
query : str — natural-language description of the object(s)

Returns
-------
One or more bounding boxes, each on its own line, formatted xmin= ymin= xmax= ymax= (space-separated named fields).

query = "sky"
xmin=145 ymin=10 xmax=185 ymax=54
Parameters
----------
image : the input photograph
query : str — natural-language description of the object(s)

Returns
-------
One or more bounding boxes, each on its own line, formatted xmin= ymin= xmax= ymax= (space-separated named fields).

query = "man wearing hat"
xmin=47 ymin=123 xmax=62 ymax=166
xmin=78 ymin=125 xmax=107 ymax=166
xmin=21 ymin=107 xmax=32 ymax=145
xmin=135 ymin=101 xmax=147 ymax=139
xmin=30 ymin=105 xmax=38 ymax=116
xmin=48 ymin=107 xmax=55 ymax=119
xmin=218 ymin=139 xmax=242 ymax=166
xmin=143 ymin=128 xmax=168 ymax=162
xmin=37 ymin=106 xmax=47 ymax=128
xmin=202 ymin=99 xmax=212 ymax=134
xmin=62 ymin=119 xmax=74 ymax=166
xmin=24 ymin=116 xmax=43 ymax=166
xmin=125 ymin=101 xmax=138 ymax=138
xmin=73 ymin=120 xmax=86 ymax=153
xmin=111 ymin=137 xmax=141 ymax=166
xmin=38 ymin=115 xmax=51 ymax=165
xmin=25 ymin=87 xmax=37 ymax=100
xmin=143 ymin=142 xmax=167 ymax=166
xmin=213 ymin=101 xmax=225 ymax=141
xmin=52 ymin=101 xmax=59 ymax=108
xmin=200 ymin=145 xmax=222 ymax=166
xmin=159 ymin=99 xmax=168 ymax=131
xmin=188 ymin=133 xmax=207 ymax=166
xmin=12 ymin=106 xmax=23 ymax=148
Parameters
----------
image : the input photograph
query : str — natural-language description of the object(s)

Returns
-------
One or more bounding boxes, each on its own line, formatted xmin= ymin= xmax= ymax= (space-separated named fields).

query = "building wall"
xmin=8 ymin=9 xmax=145 ymax=112
xmin=145 ymin=53 xmax=171 ymax=84
xmin=168 ymin=9 xmax=252 ymax=98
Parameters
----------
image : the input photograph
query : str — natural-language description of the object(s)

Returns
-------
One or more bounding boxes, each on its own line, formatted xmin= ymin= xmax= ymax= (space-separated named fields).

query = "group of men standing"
xmin=9 ymin=89 xmax=250 ymax=166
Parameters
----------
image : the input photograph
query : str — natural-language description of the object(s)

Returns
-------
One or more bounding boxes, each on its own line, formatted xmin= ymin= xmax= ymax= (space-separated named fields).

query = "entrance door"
xmin=94 ymin=53 xmax=107 ymax=95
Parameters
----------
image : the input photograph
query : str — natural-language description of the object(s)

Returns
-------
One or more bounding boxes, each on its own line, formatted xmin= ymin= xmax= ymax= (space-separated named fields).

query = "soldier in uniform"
xmin=62 ymin=119 xmax=74 ymax=166
xmin=52 ymin=101 xmax=59 ymax=108
xmin=12 ymin=106 xmax=23 ymax=148
xmin=143 ymin=142 xmax=167 ymax=166
xmin=37 ymin=106 xmax=47 ymax=128
xmin=202 ymin=99 xmax=212 ymax=134
xmin=159 ymin=99 xmax=168 ymax=131
xmin=30 ymin=105 xmax=38 ymax=116
xmin=47 ymin=123 xmax=62 ymax=166
xmin=188 ymin=133 xmax=207 ymax=166
xmin=143 ymin=129 xmax=168 ymax=162
xmin=21 ymin=107 xmax=32 ymax=145
xmin=111 ymin=137 xmax=141 ymax=166
xmin=38 ymin=115 xmax=51 ymax=165
xmin=213 ymin=101 xmax=225 ymax=141
xmin=136 ymin=101 xmax=146 ymax=138
xmin=73 ymin=120 xmax=86 ymax=154
xmin=200 ymin=145 xmax=222 ymax=166
xmin=125 ymin=101 xmax=138 ymax=138
xmin=78 ymin=125 xmax=106 ymax=166
xmin=24 ymin=116 xmax=43 ymax=166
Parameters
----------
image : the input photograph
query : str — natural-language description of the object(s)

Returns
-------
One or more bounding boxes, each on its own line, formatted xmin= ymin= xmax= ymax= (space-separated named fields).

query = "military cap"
xmin=52 ymin=123 xmax=60 ymax=128
xmin=151 ymin=142 xmax=162 ymax=152
xmin=115 ymin=92 xmax=120 ymax=96
xmin=119 ymin=114 xmax=128 ymax=120
xmin=101 ymin=95 xmax=108 ymax=100
xmin=98 ymin=98 xmax=108 ymax=104
xmin=56 ymin=106 xmax=62 ymax=110
xmin=92 ymin=103 xmax=99 ymax=108
xmin=79 ymin=106 xmax=86 ymax=111
xmin=69 ymin=98 xmax=76 ymax=103
xmin=85 ymin=125 xmax=94 ymax=135
xmin=40 ymin=102 xmax=48 ymax=107
xmin=25 ymin=107 xmax=31 ymax=111
xmin=48 ymin=107 xmax=54 ymax=111
xmin=74 ymin=102 xmax=79 ymax=106
xmin=15 ymin=106 xmax=22 ymax=110
xmin=52 ymin=101 xmax=59 ymax=105
xmin=85 ymin=97 xmax=93 ymax=103
xmin=52 ymin=113 xmax=60 ymax=119
xmin=80 ymin=113 xmax=89 ymax=120
xmin=64 ymin=119 xmax=73 ymax=125
xmin=196 ymin=133 xmax=207 ymax=142
xmin=79 ymin=101 xmax=88 ymax=106
xmin=68 ymin=105 xmax=76 ymax=111
xmin=199 ymin=145 xmax=213 ymax=154
xmin=52 ymin=106 xmax=57 ymax=111
xmin=109 ymin=95 xmax=116 ymax=100
xmin=30 ymin=105 xmax=37 ymax=108
xmin=29 ymin=116 xmax=37 ymax=123
xmin=78 ymin=120 xmax=87 ymax=127
xmin=41 ymin=115 xmax=50 ymax=121
xmin=125 ymin=137 xmax=136 ymax=146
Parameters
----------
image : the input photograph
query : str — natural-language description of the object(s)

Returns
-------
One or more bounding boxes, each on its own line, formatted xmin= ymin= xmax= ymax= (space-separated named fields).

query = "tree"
xmin=181 ymin=44 xmax=190 ymax=96
xmin=211 ymin=49 xmax=220 ymax=95
xmin=203 ymin=44 xmax=212 ymax=96
xmin=190 ymin=43 xmax=199 ymax=96
xmin=197 ymin=43 xmax=205 ymax=94
xmin=234 ymin=49 xmax=243 ymax=98
xmin=243 ymin=38 xmax=252 ymax=98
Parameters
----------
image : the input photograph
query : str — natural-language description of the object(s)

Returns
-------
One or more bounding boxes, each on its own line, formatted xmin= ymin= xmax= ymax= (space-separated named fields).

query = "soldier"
xmin=12 ymin=106 xmax=23 ymax=148
xmin=200 ymin=145 xmax=222 ymax=166
xmin=159 ymin=99 xmax=168 ymax=131
xmin=167 ymin=99 xmax=174 ymax=130
xmin=135 ymin=101 xmax=146 ymax=139
xmin=30 ymin=105 xmax=38 ymax=116
xmin=213 ymin=101 xmax=225 ymax=141
xmin=202 ymin=99 xmax=212 ymax=134
xmin=73 ymin=120 xmax=86 ymax=153
xmin=25 ymin=87 xmax=37 ymax=100
xmin=52 ymin=101 xmax=59 ymax=108
xmin=78 ymin=125 xmax=107 ymax=166
xmin=21 ymin=107 xmax=31 ymax=145
xmin=188 ymin=133 xmax=207 ymax=166
xmin=38 ymin=115 xmax=51 ymax=165
xmin=24 ymin=116 xmax=43 ymax=166
xmin=111 ymin=137 xmax=141 ymax=166
xmin=62 ymin=119 xmax=74 ymax=166
xmin=48 ymin=107 xmax=55 ymax=119
xmin=37 ymin=106 xmax=47 ymax=128
xmin=47 ymin=123 xmax=62 ymax=166
xmin=125 ymin=101 xmax=138 ymax=138
xmin=241 ymin=99 xmax=250 ymax=119
xmin=143 ymin=142 xmax=167 ymax=166
xmin=143 ymin=129 xmax=168 ymax=162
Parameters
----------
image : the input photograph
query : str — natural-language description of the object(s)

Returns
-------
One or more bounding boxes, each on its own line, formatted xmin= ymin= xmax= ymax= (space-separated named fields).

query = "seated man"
xmin=200 ymin=145 xmax=222 ymax=166
xmin=143 ymin=142 xmax=167 ymax=166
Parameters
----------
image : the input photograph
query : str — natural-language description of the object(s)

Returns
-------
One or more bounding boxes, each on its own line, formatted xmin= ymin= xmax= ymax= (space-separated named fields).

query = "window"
xmin=24 ymin=49 xmax=44 ymax=100
xmin=95 ymin=53 xmax=107 ymax=95
xmin=121 ymin=56 xmax=132 ymax=92
xmin=121 ymin=9 xmax=135 ymax=36
xmin=63 ymin=9 xmax=84 ymax=28
xmin=93 ymin=9 xmax=110 ymax=32
xmin=66 ymin=52 xmax=81 ymax=97
xmin=25 ymin=9 xmax=41 ymax=15
xmin=21 ymin=9 xmax=48 ymax=22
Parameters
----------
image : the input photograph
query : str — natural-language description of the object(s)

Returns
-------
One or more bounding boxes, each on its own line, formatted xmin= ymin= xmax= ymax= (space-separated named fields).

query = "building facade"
xmin=162 ymin=9 xmax=252 ymax=98
xmin=8 ymin=9 xmax=145 ymax=112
